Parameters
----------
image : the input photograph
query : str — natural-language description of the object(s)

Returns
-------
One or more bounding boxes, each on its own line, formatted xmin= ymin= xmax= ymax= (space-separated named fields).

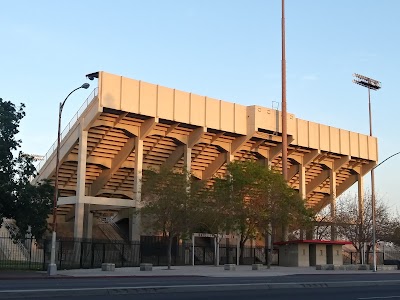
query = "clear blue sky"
xmin=1 ymin=1 xmax=399 ymax=212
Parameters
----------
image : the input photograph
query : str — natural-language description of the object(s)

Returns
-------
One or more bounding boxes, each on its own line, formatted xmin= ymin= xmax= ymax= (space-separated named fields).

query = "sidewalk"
xmin=0 ymin=265 xmax=398 ymax=279
xmin=54 ymin=265 xmax=400 ymax=278
xmin=0 ymin=270 xmax=49 ymax=279
xmin=0 ymin=265 xmax=399 ymax=299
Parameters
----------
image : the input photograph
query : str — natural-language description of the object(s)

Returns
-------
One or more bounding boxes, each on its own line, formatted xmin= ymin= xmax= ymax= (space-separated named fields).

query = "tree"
xmin=140 ymin=167 xmax=203 ymax=269
xmin=0 ymin=99 xmax=25 ymax=222
xmin=206 ymin=160 xmax=311 ymax=264
xmin=386 ymin=219 xmax=400 ymax=247
xmin=313 ymin=206 xmax=333 ymax=240
xmin=0 ymin=98 xmax=53 ymax=238
xmin=333 ymin=192 xmax=394 ymax=263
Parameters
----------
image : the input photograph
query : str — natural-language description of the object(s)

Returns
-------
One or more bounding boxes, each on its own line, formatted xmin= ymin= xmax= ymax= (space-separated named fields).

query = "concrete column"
xmin=129 ymin=210 xmax=141 ymax=241
xmin=299 ymin=164 xmax=306 ymax=200
xmin=257 ymin=158 xmax=269 ymax=168
xmin=226 ymin=151 xmax=235 ymax=164
xmin=133 ymin=137 xmax=144 ymax=205
xmin=130 ymin=137 xmax=144 ymax=241
xmin=74 ymin=129 xmax=88 ymax=239
xmin=260 ymin=157 xmax=273 ymax=264
xmin=330 ymin=169 xmax=337 ymax=240
xmin=305 ymin=165 xmax=314 ymax=240
xmin=184 ymin=146 xmax=192 ymax=172
xmin=299 ymin=163 xmax=306 ymax=240
xmin=184 ymin=145 xmax=192 ymax=195
xmin=357 ymin=174 xmax=364 ymax=221
xmin=83 ymin=204 xmax=93 ymax=240
xmin=357 ymin=173 xmax=364 ymax=261
xmin=225 ymin=151 xmax=235 ymax=247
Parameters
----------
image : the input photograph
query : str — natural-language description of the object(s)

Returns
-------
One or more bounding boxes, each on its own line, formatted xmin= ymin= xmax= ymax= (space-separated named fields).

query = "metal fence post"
xmin=121 ymin=243 xmax=125 ymax=267
xmin=102 ymin=243 xmax=106 ymax=263
xmin=42 ymin=239 xmax=47 ymax=271
xmin=29 ymin=238 xmax=32 ymax=269
xmin=59 ymin=240 xmax=62 ymax=270
xmin=139 ymin=241 xmax=142 ymax=264
xmin=91 ymin=242 xmax=95 ymax=268
xmin=80 ymin=241 xmax=84 ymax=269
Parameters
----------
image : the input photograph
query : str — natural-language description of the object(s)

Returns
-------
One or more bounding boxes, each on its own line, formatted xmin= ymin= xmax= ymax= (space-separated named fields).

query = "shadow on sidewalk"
xmin=0 ymin=270 xmax=50 ymax=279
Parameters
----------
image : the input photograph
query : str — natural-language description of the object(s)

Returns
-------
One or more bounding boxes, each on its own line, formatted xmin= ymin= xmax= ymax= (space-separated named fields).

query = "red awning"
xmin=274 ymin=239 xmax=352 ymax=246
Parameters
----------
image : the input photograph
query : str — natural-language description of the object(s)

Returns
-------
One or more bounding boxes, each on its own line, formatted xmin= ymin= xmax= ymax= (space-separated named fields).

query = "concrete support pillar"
xmin=299 ymin=163 xmax=306 ymax=240
xmin=281 ymin=226 xmax=288 ymax=242
xmin=299 ymin=164 xmax=306 ymax=200
xmin=330 ymin=169 xmax=337 ymax=240
xmin=226 ymin=151 xmax=235 ymax=164
xmin=260 ymin=156 xmax=273 ymax=266
xmin=357 ymin=174 xmax=364 ymax=221
xmin=134 ymin=137 xmax=143 ymax=205
xmin=266 ymin=223 xmax=272 ymax=268
xmin=357 ymin=173 xmax=364 ymax=261
xmin=257 ymin=158 xmax=269 ymax=168
xmin=130 ymin=137 xmax=144 ymax=241
xmin=83 ymin=204 xmax=93 ymax=240
xmin=184 ymin=145 xmax=192 ymax=195
xmin=225 ymin=151 xmax=235 ymax=247
xmin=184 ymin=146 xmax=192 ymax=172
xmin=129 ymin=209 xmax=141 ymax=241
xmin=74 ymin=129 xmax=88 ymax=239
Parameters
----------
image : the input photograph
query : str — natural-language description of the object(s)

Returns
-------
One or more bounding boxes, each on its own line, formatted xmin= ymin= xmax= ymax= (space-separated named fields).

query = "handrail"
xmin=35 ymin=87 xmax=99 ymax=173
xmin=3 ymin=219 xmax=30 ymax=259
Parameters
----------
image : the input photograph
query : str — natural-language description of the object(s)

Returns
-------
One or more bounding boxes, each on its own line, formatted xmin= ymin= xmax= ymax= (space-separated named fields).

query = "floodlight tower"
xmin=352 ymin=73 xmax=381 ymax=272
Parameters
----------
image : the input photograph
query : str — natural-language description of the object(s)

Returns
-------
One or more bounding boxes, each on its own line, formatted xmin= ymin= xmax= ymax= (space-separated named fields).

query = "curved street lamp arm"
xmin=60 ymin=86 xmax=84 ymax=112
xmin=373 ymin=152 xmax=400 ymax=170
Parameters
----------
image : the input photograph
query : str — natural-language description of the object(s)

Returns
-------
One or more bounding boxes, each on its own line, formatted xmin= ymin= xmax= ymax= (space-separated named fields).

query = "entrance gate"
xmin=191 ymin=233 xmax=239 ymax=266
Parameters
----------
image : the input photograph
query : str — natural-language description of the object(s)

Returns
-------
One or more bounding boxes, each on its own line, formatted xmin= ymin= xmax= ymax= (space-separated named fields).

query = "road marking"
xmin=358 ymin=297 xmax=400 ymax=300
xmin=0 ymin=283 xmax=269 ymax=294
xmin=0 ymin=280 xmax=400 ymax=295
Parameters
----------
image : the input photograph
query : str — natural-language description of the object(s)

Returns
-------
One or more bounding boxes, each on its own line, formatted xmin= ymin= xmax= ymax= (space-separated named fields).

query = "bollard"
xmin=101 ymin=263 xmax=115 ymax=271
xmin=252 ymin=264 xmax=263 ymax=270
xmin=224 ymin=264 xmax=236 ymax=271
xmin=140 ymin=263 xmax=153 ymax=271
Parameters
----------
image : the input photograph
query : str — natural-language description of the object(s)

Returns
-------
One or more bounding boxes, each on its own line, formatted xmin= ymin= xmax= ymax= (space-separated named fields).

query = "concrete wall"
xmin=98 ymin=71 xmax=378 ymax=162
xmin=99 ymin=72 xmax=248 ymax=135
xmin=332 ymin=244 xmax=343 ymax=265
xmin=279 ymin=244 xmax=299 ymax=267
xmin=279 ymin=243 xmax=346 ymax=267
xmin=315 ymin=244 xmax=327 ymax=265
xmin=297 ymin=243 xmax=310 ymax=267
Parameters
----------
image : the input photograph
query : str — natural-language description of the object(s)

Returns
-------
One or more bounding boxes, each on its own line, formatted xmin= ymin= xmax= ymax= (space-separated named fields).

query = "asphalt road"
xmin=1 ymin=273 xmax=400 ymax=290
xmin=15 ymin=285 xmax=400 ymax=300
xmin=2 ymin=274 xmax=400 ymax=299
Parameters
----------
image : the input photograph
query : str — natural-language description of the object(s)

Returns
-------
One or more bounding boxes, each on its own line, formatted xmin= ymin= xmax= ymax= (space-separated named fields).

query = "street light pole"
xmin=353 ymin=73 xmax=381 ymax=272
xmin=281 ymin=0 xmax=288 ymax=182
xmin=48 ymin=83 xmax=90 ymax=276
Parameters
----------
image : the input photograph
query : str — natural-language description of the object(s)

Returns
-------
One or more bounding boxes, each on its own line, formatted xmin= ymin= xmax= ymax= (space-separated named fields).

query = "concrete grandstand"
xmin=32 ymin=71 xmax=377 ymax=241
